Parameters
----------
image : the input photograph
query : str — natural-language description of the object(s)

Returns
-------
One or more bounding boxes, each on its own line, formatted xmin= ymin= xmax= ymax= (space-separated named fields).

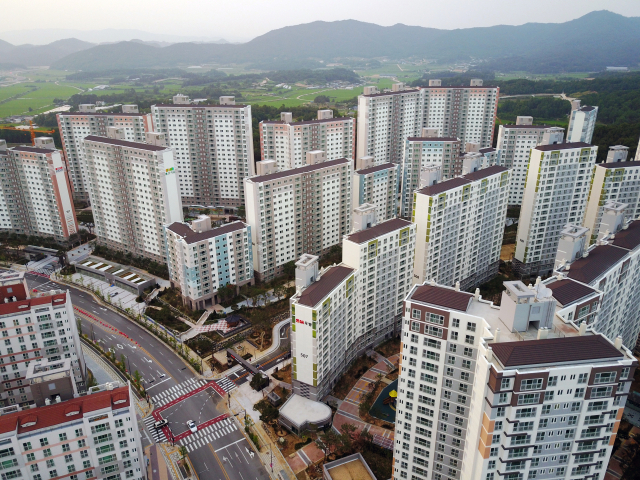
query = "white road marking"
xmin=215 ymin=438 xmax=245 ymax=452
xmin=145 ymin=377 xmax=171 ymax=390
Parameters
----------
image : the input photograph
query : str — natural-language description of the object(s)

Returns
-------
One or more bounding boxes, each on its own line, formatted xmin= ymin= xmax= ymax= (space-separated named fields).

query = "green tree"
xmin=282 ymin=261 xmax=295 ymax=280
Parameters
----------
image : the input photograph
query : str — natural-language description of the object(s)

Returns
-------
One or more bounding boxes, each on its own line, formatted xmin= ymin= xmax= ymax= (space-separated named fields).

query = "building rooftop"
xmin=248 ymin=158 xmax=350 ymax=183
xmin=492 ymin=335 xmax=623 ymax=368
xmin=166 ymin=221 xmax=246 ymax=244
xmin=323 ymin=454 xmax=376 ymax=480
xmin=0 ymin=292 xmax=67 ymax=317
xmin=346 ymin=218 xmax=412 ymax=244
xmin=261 ymin=117 xmax=352 ymax=126
xmin=479 ymin=147 xmax=496 ymax=154
xmin=578 ymin=106 xmax=597 ymax=112
xmin=501 ymin=124 xmax=550 ymax=129
xmin=0 ymin=386 xmax=130 ymax=435
xmin=406 ymin=137 xmax=459 ymax=142
xmin=10 ymin=146 xmax=56 ymax=154
xmin=598 ymin=161 xmax=640 ymax=169
xmin=278 ymin=393 xmax=332 ymax=429
xmin=462 ymin=165 xmax=509 ymax=181
xmin=417 ymin=177 xmax=471 ymax=196
xmin=152 ymin=103 xmax=248 ymax=109
xmin=297 ymin=265 xmax=354 ymax=307
xmin=544 ymin=278 xmax=598 ymax=306
xmin=410 ymin=284 xmax=473 ymax=312
xmin=612 ymin=220 xmax=640 ymax=250
xmin=355 ymin=163 xmax=396 ymax=175
xmin=58 ymin=112 xmax=145 ymax=117
xmin=83 ymin=135 xmax=169 ymax=152
xmin=566 ymin=245 xmax=628 ymax=284
xmin=535 ymin=142 xmax=593 ymax=152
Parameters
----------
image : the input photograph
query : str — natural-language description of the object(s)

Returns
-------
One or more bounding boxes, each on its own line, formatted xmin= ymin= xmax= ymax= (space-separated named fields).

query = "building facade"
xmin=82 ymin=136 xmax=183 ymax=263
xmin=567 ymin=100 xmax=598 ymax=144
xmin=495 ymin=120 xmax=565 ymax=205
xmin=514 ymin=143 xmax=597 ymax=277
xmin=244 ymin=157 xmax=352 ymax=282
xmin=357 ymin=81 xmax=499 ymax=164
xmin=393 ymin=280 xmax=635 ymax=480
xmin=0 ymin=143 xmax=78 ymax=242
xmin=290 ymin=216 xmax=415 ymax=400
xmin=151 ymin=96 xmax=254 ymax=208
xmin=259 ymin=112 xmax=355 ymax=171
xmin=412 ymin=166 xmax=510 ymax=289
xmin=353 ymin=161 xmax=398 ymax=222
xmin=165 ymin=217 xmax=254 ymax=310
xmin=57 ymin=107 xmax=153 ymax=202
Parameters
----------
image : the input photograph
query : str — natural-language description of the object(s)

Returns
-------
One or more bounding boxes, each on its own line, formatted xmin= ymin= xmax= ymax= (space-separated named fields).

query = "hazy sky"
xmin=2 ymin=0 xmax=640 ymax=42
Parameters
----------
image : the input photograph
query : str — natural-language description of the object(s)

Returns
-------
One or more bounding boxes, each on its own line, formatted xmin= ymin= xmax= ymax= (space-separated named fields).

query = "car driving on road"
xmin=187 ymin=420 xmax=197 ymax=433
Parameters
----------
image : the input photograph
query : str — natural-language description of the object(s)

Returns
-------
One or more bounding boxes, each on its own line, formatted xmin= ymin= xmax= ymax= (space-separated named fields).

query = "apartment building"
xmin=290 ymin=214 xmax=415 ymax=400
xmin=583 ymin=146 xmax=640 ymax=244
xmin=352 ymin=157 xmax=398 ymax=222
xmin=244 ymin=155 xmax=352 ymax=282
xmin=412 ymin=165 xmax=510 ymax=289
xmin=0 ymin=382 xmax=144 ymax=480
xmin=394 ymin=279 xmax=635 ymax=480
xmin=82 ymin=135 xmax=183 ymax=263
xmin=259 ymin=111 xmax=355 ymax=171
xmin=514 ymin=143 xmax=597 ymax=277
xmin=400 ymin=133 xmax=460 ymax=218
xmin=0 ymin=285 xmax=85 ymax=408
xmin=151 ymin=95 xmax=254 ymax=208
xmin=495 ymin=118 xmax=565 ymax=204
xmin=165 ymin=216 xmax=253 ymax=310
xmin=357 ymin=80 xmax=499 ymax=164
xmin=554 ymin=211 xmax=640 ymax=348
xmin=57 ymin=106 xmax=153 ymax=203
xmin=0 ymin=140 xmax=78 ymax=241
xmin=567 ymin=100 xmax=598 ymax=144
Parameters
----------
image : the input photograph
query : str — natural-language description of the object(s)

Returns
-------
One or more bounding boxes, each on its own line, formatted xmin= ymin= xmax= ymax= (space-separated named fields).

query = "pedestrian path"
xmin=144 ymin=416 xmax=168 ymax=443
xmin=179 ymin=417 xmax=238 ymax=452
xmin=216 ymin=376 xmax=237 ymax=393
xmin=29 ymin=266 xmax=54 ymax=277
xmin=150 ymin=378 xmax=208 ymax=407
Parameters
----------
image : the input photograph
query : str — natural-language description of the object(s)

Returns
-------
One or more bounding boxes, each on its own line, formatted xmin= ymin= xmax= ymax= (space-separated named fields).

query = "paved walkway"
xmin=146 ymin=444 xmax=172 ymax=480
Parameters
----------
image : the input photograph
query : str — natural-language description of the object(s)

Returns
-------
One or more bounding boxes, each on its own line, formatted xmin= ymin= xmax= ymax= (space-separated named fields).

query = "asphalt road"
xmin=25 ymin=273 xmax=271 ymax=480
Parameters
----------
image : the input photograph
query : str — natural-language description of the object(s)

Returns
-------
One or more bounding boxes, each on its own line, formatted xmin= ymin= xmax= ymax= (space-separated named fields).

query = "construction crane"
xmin=0 ymin=120 xmax=55 ymax=145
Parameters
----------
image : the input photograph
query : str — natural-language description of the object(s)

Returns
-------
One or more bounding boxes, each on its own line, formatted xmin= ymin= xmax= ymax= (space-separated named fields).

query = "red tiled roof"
xmin=83 ymin=136 xmax=169 ymax=152
xmin=297 ymin=265 xmax=354 ymax=307
xmin=355 ymin=163 xmax=396 ymax=175
xmin=545 ymin=278 xmax=597 ymax=306
xmin=492 ymin=335 xmax=623 ymax=368
xmin=463 ymin=165 xmax=508 ymax=181
xmin=535 ymin=142 xmax=593 ymax=152
xmin=0 ymin=283 xmax=27 ymax=302
xmin=10 ymin=146 xmax=55 ymax=154
xmin=417 ymin=177 xmax=471 ymax=196
xmin=346 ymin=219 xmax=412 ymax=244
xmin=248 ymin=158 xmax=350 ymax=183
xmin=166 ymin=221 xmax=246 ymax=244
xmin=0 ymin=293 xmax=67 ymax=317
xmin=0 ymin=387 xmax=130 ymax=434
xmin=612 ymin=220 xmax=640 ymax=251
xmin=566 ymin=245 xmax=628 ymax=284
xmin=598 ymin=161 xmax=640 ymax=169
xmin=410 ymin=285 xmax=473 ymax=312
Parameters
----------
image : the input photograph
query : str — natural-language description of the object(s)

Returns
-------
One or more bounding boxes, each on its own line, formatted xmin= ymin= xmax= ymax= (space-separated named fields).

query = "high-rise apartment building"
xmin=0 ymin=382 xmax=145 ymax=480
xmin=259 ymin=111 xmax=355 ymax=171
xmin=567 ymin=100 xmax=598 ymax=144
xmin=290 ymin=214 xmax=415 ymax=400
xmin=514 ymin=143 xmax=597 ymax=277
xmin=352 ymin=157 xmax=398 ymax=222
xmin=394 ymin=279 xmax=635 ymax=480
xmin=0 ymin=283 xmax=85 ymax=408
xmin=0 ymin=140 xmax=78 ymax=241
xmin=357 ymin=80 xmax=499 ymax=164
xmin=555 ymin=211 xmax=640 ymax=348
xmin=165 ymin=216 xmax=254 ymax=310
xmin=583 ymin=146 xmax=640 ymax=244
xmin=400 ymin=132 xmax=460 ymax=218
xmin=57 ymin=106 xmax=153 ymax=203
xmin=151 ymin=95 xmax=254 ymax=208
xmin=412 ymin=165 xmax=510 ymax=289
xmin=82 ymin=135 xmax=183 ymax=262
xmin=495 ymin=118 xmax=565 ymax=204
xmin=245 ymin=155 xmax=352 ymax=282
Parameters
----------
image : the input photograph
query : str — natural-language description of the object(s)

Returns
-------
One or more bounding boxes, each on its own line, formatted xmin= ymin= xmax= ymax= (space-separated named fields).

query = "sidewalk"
xmin=146 ymin=444 xmax=172 ymax=480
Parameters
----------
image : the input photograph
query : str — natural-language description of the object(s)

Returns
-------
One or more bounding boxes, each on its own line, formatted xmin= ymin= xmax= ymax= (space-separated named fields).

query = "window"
xmin=594 ymin=372 xmax=616 ymax=384
xmin=520 ymin=379 xmax=543 ymax=391
xmin=518 ymin=393 xmax=539 ymax=405
xmin=465 ymin=335 xmax=474 ymax=344
xmin=411 ymin=321 xmax=420 ymax=332
xmin=501 ymin=378 xmax=512 ymax=390
xmin=548 ymin=376 xmax=558 ymax=387
xmin=578 ymin=373 xmax=588 ymax=384
xmin=412 ymin=309 xmax=421 ymax=319
xmin=591 ymin=386 xmax=613 ymax=399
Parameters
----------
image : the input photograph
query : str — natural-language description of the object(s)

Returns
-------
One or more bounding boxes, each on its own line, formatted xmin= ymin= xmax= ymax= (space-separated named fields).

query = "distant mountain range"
xmin=0 ymin=38 xmax=94 ymax=67
xmin=2 ymin=11 xmax=640 ymax=73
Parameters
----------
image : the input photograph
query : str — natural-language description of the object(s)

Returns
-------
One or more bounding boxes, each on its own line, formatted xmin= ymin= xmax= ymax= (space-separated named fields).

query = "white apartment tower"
xmin=555 ymin=213 xmax=640 ymax=348
xmin=259 ymin=111 xmax=355 ymax=171
xmin=567 ymin=100 xmax=598 ymax=144
xmin=394 ymin=280 xmax=635 ymax=480
xmin=165 ymin=217 xmax=254 ymax=310
xmin=496 ymin=119 xmax=565 ymax=204
xmin=0 ymin=143 xmax=78 ymax=241
xmin=82 ymin=135 xmax=183 ymax=263
xmin=57 ymin=107 xmax=153 ymax=203
xmin=290 ymin=216 xmax=415 ymax=400
xmin=583 ymin=146 xmax=640 ymax=244
xmin=400 ymin=134 xmax=461 ymax=218
xmin=514 ymin=143 xmax=597 ymax=277
xmin=245 ymin=155 xmax=352 ymax=282
xmin=357 ymin=80 xmax=499 ymax=164
xmin=353 ymin=157 xmax=398 ymax=222
xmin=151 ymin=95 xmax=254 ymax=208
xmin=412 ymin=166 xmax=510 ymax=290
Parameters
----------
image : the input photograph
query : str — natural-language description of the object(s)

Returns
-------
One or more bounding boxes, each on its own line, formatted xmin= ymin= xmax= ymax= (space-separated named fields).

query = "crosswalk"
xmin=29 ymin=267 xmax=54 ymax=277
xmin=216 ymin=376 xmax=237 ymax=393
xmin=150 ymin=378 xmax=208 ymax=407
xmin=143 ymin=417 xmax=168 ymax=443
xmin=180 ymin=417 xmax=238 ymax=452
